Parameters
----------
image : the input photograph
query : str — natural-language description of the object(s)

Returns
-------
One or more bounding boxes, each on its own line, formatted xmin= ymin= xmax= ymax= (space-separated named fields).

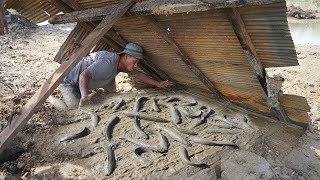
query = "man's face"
xmin=126 ymin=55 xmax=140 ymax=71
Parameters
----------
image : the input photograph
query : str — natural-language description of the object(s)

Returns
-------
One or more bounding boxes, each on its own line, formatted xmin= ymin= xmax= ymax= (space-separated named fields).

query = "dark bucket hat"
xmin=118 ymin=43 xmax=144 ymax=60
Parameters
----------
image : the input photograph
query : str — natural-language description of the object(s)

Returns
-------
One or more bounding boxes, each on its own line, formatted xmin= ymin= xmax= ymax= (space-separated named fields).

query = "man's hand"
xmin=78 ymin=92 xmax=96 ymax=108
xmin=157 ymin=80 xmax=173 ymax=88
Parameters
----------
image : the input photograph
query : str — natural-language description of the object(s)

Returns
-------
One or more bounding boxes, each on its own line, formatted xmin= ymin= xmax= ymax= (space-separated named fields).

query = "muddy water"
xmin=289 ymin=22 xmax=320 ymax=45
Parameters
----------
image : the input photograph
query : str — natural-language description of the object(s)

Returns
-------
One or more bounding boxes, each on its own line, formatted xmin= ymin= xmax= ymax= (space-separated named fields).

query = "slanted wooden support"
xmin=0 ymin=1 xmax=8 ymax=35
xmin=144 ymin=16 xmax=228 ymax=101
xmin=48 ymin=0 xmax=284 ymax=24
xmin=0 ymin=0 xmax=135 ymax=154
xmin=227 ymin=8 xmax=291 ymax=124
xmin=226 ymin=8 xmax=267 ymax=93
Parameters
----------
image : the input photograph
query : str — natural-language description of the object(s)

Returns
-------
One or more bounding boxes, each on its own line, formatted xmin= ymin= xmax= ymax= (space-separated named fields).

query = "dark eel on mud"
xmin=179 ymin=146 xmax=206 ymax=167
xmin=123 ymin=111 xmax=170 ymax=123
xmin=189 ymin=136 xmax=239 ymax=148
xmin=104 ymin=116 xmax=120 ymax=141
xmin=100 ymin=142 xmax=116 ymax=176
xmin=155 ymin=125 xmax=192 ymax=147
xmin=59 ymin=127 xmax=90 ymax=142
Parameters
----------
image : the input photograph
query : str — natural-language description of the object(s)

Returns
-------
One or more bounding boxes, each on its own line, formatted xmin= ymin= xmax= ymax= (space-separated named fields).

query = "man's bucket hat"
xmin=118 ymin=43 xmax=144 ymax=60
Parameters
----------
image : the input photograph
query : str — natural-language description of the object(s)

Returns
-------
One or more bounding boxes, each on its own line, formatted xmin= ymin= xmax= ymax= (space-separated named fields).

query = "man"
xmin=60 ymin=43 xmax=173 ymax=109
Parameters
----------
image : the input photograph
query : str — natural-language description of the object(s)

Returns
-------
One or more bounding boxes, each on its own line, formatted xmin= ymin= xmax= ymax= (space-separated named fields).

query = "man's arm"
xmin=132 ymin=72 xmax=173 ymax=88
xmin=79 ymin=69 xmax=91 ymax=98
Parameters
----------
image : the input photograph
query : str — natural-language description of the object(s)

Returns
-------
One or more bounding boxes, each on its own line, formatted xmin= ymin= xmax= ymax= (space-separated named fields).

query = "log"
xmin=144 ymin=16 xmax=228 ymax=101
xmin=48 ymin=0 xmax=285 ymax=24
xmin=0 ymin=0 xmax=135 ymax=154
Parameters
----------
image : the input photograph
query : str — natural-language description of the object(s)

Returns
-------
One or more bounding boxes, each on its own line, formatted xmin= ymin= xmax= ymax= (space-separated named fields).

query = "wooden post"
xmin=144 ymin=16 xmax=228 ymax=101
xmin=0 ymin=1 xmax=8 ymax=35
xmin=0 ymin=0 xmax=135 ymax=154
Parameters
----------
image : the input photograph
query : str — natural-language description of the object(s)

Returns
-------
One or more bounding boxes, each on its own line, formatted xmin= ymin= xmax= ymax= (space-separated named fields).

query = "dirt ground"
xmin=1 ymin=7 xmax=320 ymax=180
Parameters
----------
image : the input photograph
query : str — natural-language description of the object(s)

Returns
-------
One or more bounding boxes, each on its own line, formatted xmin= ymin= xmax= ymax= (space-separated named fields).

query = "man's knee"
xmin=59 ymin=84 xmax=80 ymax=109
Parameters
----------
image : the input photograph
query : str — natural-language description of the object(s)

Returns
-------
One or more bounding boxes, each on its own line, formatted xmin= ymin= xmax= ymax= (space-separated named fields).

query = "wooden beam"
xmin=144 ymin=16 xmax=228 ymax=101
xmin=0 ymin=1 xmax=8 ymax=35
xmin=226 ymin=8 xmax=292 ymax=124
xmin=0 ymin=0 xmax=135 ymax=154
xmin=48 ymin=0 xmax=285 ymax=24
xmin=226 ymin=8 xmax=267 ymax=93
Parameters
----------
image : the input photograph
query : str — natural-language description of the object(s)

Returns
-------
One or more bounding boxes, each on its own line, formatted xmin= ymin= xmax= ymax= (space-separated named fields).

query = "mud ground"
xmin=1 ymin=9 xmax=320 ymax=180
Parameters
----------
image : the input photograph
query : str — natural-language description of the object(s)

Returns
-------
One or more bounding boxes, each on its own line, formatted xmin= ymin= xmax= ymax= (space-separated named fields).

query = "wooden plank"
xmin=0 ymin=1 xmax=8 ymax=35
xmin=0 ymin=0 xmax=135 ymax=154
xmin=280 ymin=94 xmax=310 ymax=112
xmin=47 ymin=0 xmax=284 ymax=24
xmin=144 ymin=16 xmax=228 ymax=101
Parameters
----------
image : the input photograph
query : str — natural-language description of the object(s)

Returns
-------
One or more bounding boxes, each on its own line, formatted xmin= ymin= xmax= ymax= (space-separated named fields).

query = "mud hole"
xmin=1 ymin=8 xmax=320 ymax=180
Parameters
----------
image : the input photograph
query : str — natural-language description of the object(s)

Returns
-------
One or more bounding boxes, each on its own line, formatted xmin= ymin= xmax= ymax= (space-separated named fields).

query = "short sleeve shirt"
xmin=63 ymin=51 xmax=138 ymax=89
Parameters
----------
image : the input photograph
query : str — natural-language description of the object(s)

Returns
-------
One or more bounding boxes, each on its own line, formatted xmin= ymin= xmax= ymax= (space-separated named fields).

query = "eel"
xmin=100 ymin=142 xmax=116 ymax=176
xmin=59 ymin=127 xmax=90 ymax=142
xmin=172 ymin=123 xmax=198 ymax=136
xmin=155 ymin=125 xmax=191 ymax=147
xmin=123 ymin=111 xmax=170 ymax=123
xmin=181 ymin=99 xmax=197 ymax=106
xmin=189 ymin=136 xmax=239 ymax=148
xmin=179 ymin=146 xmax=206 ymax=167
xmin=190 ymin=107 xmax=213 ymax=128
xmin=104 ymin=116 xmax=120 ymax=141
xmin=238 ymin=115 xmax=252 ymax=129
xmin=205 ymin=128 xmax=242 ymax=135
xmin=133 ymin=116 xmax=149 ymax=139
xmin=134 ymin=147 xmax=153 ymax=167
xmin=145 ymin=129 xmax=169 ymax=152
xmin=84 ymin=111 xmax=99 ymax=128
xmin=165 ymin=96 xmax=182 ymax=102
xmin=120 ymin=137 xmax=166 ymax=153
xmin=152 ymin=98 xmax=160 ymax=112
xmin=112 ymin=98 xmax=125 ymax=112
xmin=121 ymin=129 xmax=169 ymax=153
xmin=211 ymin=122 xmax=233 ymax=129
xmin=177 ymin=106 xmax=202 ymax=119
xmin=168 ymin=104 xmax=182 ymax=124
xmin=134 ymin=96 xmax=148 ymax=112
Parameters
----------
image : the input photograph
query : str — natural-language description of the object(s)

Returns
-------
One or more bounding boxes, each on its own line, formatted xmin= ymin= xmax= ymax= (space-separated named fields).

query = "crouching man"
xmin=60 ymin=43 xmax=173 ymax=109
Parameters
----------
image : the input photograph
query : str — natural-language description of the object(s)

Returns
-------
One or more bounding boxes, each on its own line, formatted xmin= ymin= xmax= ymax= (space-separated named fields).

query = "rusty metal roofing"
xmin=3 ymin=0 xmax=310 ymax=125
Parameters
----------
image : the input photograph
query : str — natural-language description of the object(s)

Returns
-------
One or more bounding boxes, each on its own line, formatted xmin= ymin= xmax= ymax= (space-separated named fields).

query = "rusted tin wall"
xmin=5 ymin=0 xmax=60 ymax=24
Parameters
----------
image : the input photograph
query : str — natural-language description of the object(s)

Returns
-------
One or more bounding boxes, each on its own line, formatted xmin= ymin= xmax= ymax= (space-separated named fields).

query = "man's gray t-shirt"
xmin=63 ymin=51 xmax=137 ymax=89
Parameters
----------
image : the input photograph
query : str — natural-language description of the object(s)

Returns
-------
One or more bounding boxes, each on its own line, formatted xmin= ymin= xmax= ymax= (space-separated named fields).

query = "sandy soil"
xmin=0 ymin=12 xmax=320 ymax=180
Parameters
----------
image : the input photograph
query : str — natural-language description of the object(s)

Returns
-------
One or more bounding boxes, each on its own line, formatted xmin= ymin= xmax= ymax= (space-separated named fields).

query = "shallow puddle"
xmin=289 ymin=22 xmax=320 ymax=45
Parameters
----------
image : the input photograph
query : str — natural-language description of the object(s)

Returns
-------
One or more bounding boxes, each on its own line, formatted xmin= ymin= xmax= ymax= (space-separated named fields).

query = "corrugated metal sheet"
xmin=54 ymin=24 xmax=89 ymax=63
xmin=113 ymin=16 xmax=211 ymax=93
xmin=5 ymin=0 xmax=60 ymax=24
xmin=240 ymin=2 xmax=298 ymax=68
xmin=76 ymin=0 xmax=120 ymax=9
xmin=152 ymin=9 xmax=269 ymax=112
